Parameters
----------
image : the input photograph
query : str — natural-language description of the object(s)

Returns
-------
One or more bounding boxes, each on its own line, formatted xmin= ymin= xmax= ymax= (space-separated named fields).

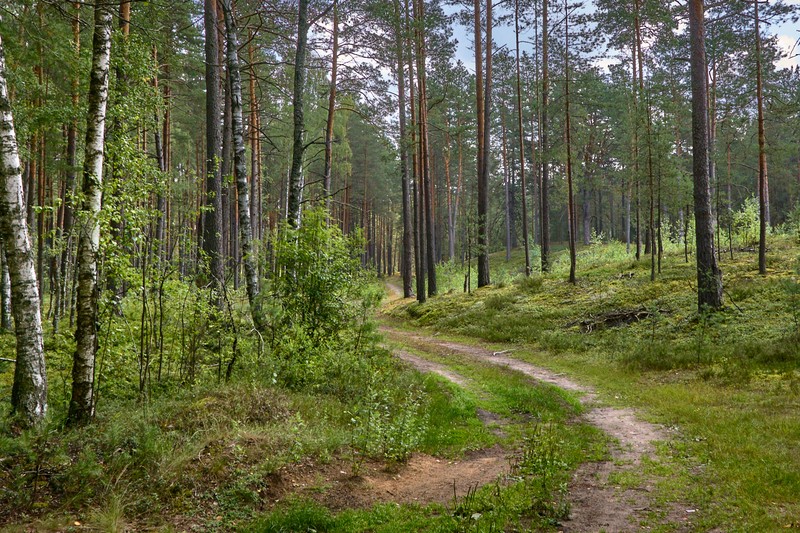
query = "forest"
xmin=1 ymin=0 xmax=800 ymax=531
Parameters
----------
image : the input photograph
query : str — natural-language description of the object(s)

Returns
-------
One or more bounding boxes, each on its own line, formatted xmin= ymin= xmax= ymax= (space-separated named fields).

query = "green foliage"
xmin=273 ymin=209 xmax=375 ymax=342
xmin=732 ymin=196 xmax=762 ymax=248
xmin=245 ymin=498 xmax=335 ymax=533
xmin=348 ymin=377 xmax=429 ymax=463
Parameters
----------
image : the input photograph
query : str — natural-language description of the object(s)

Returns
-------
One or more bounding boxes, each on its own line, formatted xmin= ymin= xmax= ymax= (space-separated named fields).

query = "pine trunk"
xmin=755 ymin=0 xmax=768 ymax=274
xmin=203 ymin=0 xmax=224 ymax=303
xmin=540 ymin=0 xmax=550 ymax=272
xmin=477 ymin=0 xmax=491 ymax=287
xmin=688 ymin=0 xmax=723 ymax=310
xmin=515 ymin=0 xmax=530 ymax=276
xmin=323 ymin=0 xmax=338 ymax=213
xmin=394 ymin=0 xmax=413 ymax=298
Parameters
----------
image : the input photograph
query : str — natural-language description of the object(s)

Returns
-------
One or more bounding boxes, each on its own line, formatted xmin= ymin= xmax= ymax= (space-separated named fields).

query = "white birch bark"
xmin=0 ymin=36 xmax=48 ymax=426
xmin=220 ymin=0 xmax=265 ymax=332
xmin=68 ymin=3 xmax=112 ymax=425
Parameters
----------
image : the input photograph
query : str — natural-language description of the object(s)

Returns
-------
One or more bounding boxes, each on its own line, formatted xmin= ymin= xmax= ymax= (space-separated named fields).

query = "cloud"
xmin=775 ymin=33 xmax=800 ymax=69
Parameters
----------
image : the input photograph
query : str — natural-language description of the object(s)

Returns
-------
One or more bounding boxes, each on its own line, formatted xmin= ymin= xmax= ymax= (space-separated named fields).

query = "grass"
xmin=241 ymin=311 xmax=608 ymax=532
xmin=387 ymin=235 xmax=800 ymax=531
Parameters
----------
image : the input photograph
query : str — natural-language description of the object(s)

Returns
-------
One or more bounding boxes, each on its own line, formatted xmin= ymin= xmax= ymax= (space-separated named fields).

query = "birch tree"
xmin=287 ymin=0 xmax=310 ymax=228
xmin=69 ymin=2 xmax=112 ymax=425
xmin=0 ymin=36 xmax=47 ymax=427
xmin=220 ymin=0 xmax=265 ymax=332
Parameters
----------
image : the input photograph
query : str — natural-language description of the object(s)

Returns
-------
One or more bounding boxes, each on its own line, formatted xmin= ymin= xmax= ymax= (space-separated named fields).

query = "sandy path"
xmin=381 ymin=325 xmax=690 ymax=532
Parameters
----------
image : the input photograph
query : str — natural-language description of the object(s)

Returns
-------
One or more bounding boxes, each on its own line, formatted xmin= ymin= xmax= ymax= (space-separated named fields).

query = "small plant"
xmin=348 ymin=380 xmax=429 ymax=465
xmin=732 ymin=196 xmax=760 ymax=249
xmin=514 ymin=274 xmax=543 ymax=294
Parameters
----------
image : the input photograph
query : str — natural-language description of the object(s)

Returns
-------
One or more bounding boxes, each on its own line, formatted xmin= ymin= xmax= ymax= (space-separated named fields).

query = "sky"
xmin=443 ymin=2 xmax=800 ymax=73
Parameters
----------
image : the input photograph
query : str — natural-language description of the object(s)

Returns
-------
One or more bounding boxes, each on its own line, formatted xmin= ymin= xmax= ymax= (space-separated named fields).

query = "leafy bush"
xmin=273 ymin=209 xmax=375 ymax=343
xmin=348 ymin=370 xmax=429 ymax=463
xmin=732 ymin=196 xmax=761 ymax=248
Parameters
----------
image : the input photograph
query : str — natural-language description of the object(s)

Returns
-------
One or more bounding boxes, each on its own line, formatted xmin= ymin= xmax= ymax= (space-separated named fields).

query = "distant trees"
xmin=1 ymin=0 xmax=799 ymax=422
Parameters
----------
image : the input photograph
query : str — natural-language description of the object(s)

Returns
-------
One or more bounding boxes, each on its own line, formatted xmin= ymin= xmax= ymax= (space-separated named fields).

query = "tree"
xmin=323 ymin=0 xmax=339 ymax=214
xmin=220 ymin=0 xmax=265 ymax=332
xmin=0 ymin=35 xmax=47 ymax=427
xmin=69 ymin=2 xmax=113 ymax=425
xmin=515 ymin=0 xmax=531 ymax=277
xmin=203 ymin=0 xmax=224 ymax=304
xmin=565 ymin=0 xmax=576 ymax=283
xmin=688 ymin=0 xmax=723 ymax=311
xmin=394 ymin=0 xmax=413 ymax=298
xmin=288 ymin=0 xmax=310 ymax=228
xmin=540 ymin=0 xmax=551 ymax=273
xmin=477 ymin=0 xmax=491 ymax=287
xmin=754 ymin=0 xmax=768 ymax=274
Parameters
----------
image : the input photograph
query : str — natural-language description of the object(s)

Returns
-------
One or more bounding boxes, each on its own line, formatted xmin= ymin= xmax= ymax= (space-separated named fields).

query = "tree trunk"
xmin=414 ymin=0 xmax=436 ymax=297
xmin=58 ymin=1 xmax=81 ymax=329
xmin=445 ymin=115 xmax=455 ymax=261
xmin=477 ymin=0 xmax=491 ymax=287
xmin=407 ymin=0 xmax=425 ymax=303
xmin=221 ymin=0 xmax=265 ymax=332
xmin=323 ymin=0 xmax=338 ymax=213
xmin=688 ymin=0 xmax=723 ymax=310
xmin=202 ymin=0 xmax=224 ymax=304
xmin=394 ymin=0 xmax=413 ymax=298
xmin=515 ymin=0 xmax=530 ymax=276
xmin=68 ymin=3 xmax=112 ymax=425
xmin=755 ymin=0 xmax=768 ymax=274
xmin=0 ymin=38 xmax=47 ymax=426
xmin=287 ymin=0 xmax=309 ymax=228
xmin=0 ymin=247 xmax=10 ymax=331
xmin=540 ymin=0 xmax=550 ymax=273
xmin=565 ymin=2 xmax=576 ymax=284
xmin=502 ymin=112 xmax=511 ymax=262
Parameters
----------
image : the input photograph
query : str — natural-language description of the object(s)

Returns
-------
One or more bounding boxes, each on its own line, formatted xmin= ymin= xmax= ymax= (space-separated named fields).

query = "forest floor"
xmin=380 ymin=239 xmax=800 ymax=531
xmin=5 ymin=241 xmax=800 ymax=532
xmin=380 ymin=285 xmax=693 ymax=532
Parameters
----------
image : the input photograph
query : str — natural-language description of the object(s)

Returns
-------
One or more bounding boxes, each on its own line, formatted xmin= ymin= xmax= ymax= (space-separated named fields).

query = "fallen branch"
xmin=566 ymin=307 xmax=668 ymax=333
xmin=0 ymin=357 xmax=15 ymax=363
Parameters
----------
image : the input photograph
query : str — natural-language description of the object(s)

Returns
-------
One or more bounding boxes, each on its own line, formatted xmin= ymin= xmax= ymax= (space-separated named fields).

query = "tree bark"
xmin=540 ymin=0 xmax=550 ymax=273
xmin=57 ymin=1 xmax=81 ymax=328
xmin=69 ymin=3 xmax=112 ymax=425
xmin=502 ymin=112 xmax=511 ymax=262
xmin=688 ymin=0 xmax=723 ymax=310
xmin=394 ymin=0 xmax=413 ymax=298
xmin=221 ymin=0 xmax=265 ymax=332
xmin=407 ymin=0 xmax=425 ymax=303
xmin=414 ymin=0 xmax=436 ymax=297
xmin=0 ymin=37 xmax=47 ymax=426
xmin=477 ymin=0 xmax=491 ymax=287
xmin=755 ymin=0 xmax=768 ymax=274
xmin=515 ymin=0 xmax=530 ymax=276
xmin=0 ymin=247 xmax=10 ymax=331
xmin=565 ymin=2 xmax=576 ymax=284
xmin=202 ymin=0 xmax=224 ymax=304
xmin=323 ymin=0 xmax=338 ymax=213
xmin=287 ymin=0 xmax=309 ymax=228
